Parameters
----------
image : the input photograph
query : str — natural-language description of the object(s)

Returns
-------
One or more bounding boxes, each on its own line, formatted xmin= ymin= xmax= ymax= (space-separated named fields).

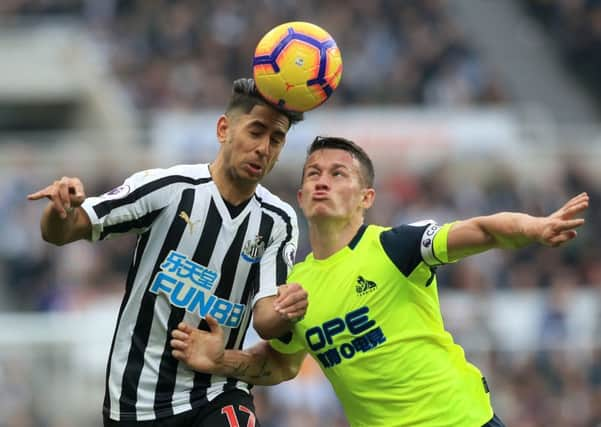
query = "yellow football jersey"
xmin=271 ymin=223 xmax=493 ymax=427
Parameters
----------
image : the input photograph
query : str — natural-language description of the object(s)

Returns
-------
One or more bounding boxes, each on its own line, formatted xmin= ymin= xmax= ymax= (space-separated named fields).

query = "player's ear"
xmin=216 ymin=115 xmax=229 ymax=144
xmin=361 ymin=188 xmax=376 ymax=210
xmin=296 ymin=188 xmax=303 ymax=206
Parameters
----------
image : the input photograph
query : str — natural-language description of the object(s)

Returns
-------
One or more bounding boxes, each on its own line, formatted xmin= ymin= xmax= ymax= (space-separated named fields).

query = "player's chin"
xmin=305 ymin=206 xmax=333 ymax=220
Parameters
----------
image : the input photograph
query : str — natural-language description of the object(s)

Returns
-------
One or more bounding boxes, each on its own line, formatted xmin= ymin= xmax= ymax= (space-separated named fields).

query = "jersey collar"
xmin=348 ymin=224 xmax=368 ymax=250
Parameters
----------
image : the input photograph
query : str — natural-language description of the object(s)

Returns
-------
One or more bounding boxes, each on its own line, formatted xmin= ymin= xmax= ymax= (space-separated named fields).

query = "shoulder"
xmin=139 ymin=163 xmax=210 ymax=180
xmin=354 ymin=224 xmax=421 ymax=250
xmin=166 ymin=163 xmax=211 ymax=179
xmin=124 ymin=163 xmax=211 ymax=188
xmin=254 ymin=185 xmax=297 ymax=222
xmin=377 ymin=220 xmax=441 ymax=275
xmin=379 ymin=220 xmax=437 ymax=245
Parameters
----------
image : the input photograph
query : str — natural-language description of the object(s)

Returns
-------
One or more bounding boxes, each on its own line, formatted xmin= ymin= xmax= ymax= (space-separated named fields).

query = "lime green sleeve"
xmin=432 ymin=222 xmax=456 ymax=264
xmin=269 ymin=330 xmax=305 ymax=354
xmin=421 ymin=221 xmax=458 ymax=266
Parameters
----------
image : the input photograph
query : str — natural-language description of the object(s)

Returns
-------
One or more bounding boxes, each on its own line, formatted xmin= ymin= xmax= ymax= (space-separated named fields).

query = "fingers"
xmin=557 ymin=218 xmax=586 ymax=231
xmin=563 ymin=192 xmax=588 ymax=209
xmin=275 ymin=283 xmax=306 ymax=303
xmin=171 ymin=349 xmax=185 ymax=361
xmin=275 ymin=284 xmax=305 ymax=306
xmin=275 ymin=283 xmax=308 ymax=321
xmin=170 ymin=337 xmax=189 ymax=362
xmin=70 ymin=180 xmax=86 ymax=204
xmin=286 ymin=308 xmax=307 ymax=321
xmin=177 ymin=322 xmax=195 ymax=334
xmin=562 ymin=198 xmax=589 ymax=217
xmin=566 ymin=192 xmax=589 ymax=206
xmin=27 ymin=186 xmax=52 ymax=201
xmin=170 ymin=337 xmax=188 ymax=351
xmin=170 ymin=319 xmax=225 ymax=368
xmin=543 ymin=218 xmax=585 ymax=246
xmin=205 ymin=314 xmax=221 ymax=334
xmin=170 ymin=325 xmax=191 ymax=354
xmin=170 ymin=323 xmax=198 ymax=362
xmin=58 ymin=179 xmax=73 ymax=212
xmin=548 ymin=230 xmax=578 ymax=247
xmin=171 ymin=329 xmax=189 ymax=341
xmin=27 ymin=177 xmax=86 ymax=219
xmin=555 ymin=192 xmax=589 ymax=218
xmin=276 ymin=298 xmax=308 ymax=319
xmin=172 ymin=318 xmax=222 ymax=346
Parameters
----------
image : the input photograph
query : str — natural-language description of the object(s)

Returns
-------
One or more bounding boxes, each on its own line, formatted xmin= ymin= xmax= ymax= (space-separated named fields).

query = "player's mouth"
xmin=245 ymin=162 xmax=264 ymax=176
xmin=312 ymin=191 xmax=329 ymax=200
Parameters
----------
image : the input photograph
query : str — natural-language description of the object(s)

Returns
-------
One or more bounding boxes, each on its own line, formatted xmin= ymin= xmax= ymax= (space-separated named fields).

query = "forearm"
xmin=448 ymin=212 xmax=540 ymax=260
xmin=475 ymin=212 xmax=540 ymax=248
xmin=214 ymin=341 xmax=301 ymax=385
xmin=254 ymin=315 xmax=296 ymax=340
xmin=253 ymin=294 xmax=304 ymax=339
xmin=40 ymin=203 xmax=88 ymax=245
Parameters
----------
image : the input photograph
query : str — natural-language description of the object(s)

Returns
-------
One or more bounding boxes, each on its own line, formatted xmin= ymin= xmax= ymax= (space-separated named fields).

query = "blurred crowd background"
xmin=0 ymin=0 xmax=506 ymax=109
xmin=1 ymin=0 xmax=601 ymax=426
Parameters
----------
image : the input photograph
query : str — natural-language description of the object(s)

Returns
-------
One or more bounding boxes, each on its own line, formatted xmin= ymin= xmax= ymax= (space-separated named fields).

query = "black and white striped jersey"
xmin=81 ymin=163 xmax=298 ymax=421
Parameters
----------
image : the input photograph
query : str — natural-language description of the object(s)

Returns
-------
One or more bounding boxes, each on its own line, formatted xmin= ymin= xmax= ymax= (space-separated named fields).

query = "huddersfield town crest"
xmin=241 ymin=235 xmax=265 ymax=263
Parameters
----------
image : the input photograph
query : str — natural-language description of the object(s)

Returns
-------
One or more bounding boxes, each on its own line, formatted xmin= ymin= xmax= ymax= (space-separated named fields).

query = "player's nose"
xmin=254 ymin=137 xmax=271 ymax=157
xmin=315 ymin=177 xmax=330 ymax=190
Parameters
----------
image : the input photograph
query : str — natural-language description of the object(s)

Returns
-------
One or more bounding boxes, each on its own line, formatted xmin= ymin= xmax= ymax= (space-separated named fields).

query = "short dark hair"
xmin=304 ymin=136 xmax=375 ymax=188
xmin=225 ymin=78 xmax=304 ymax=128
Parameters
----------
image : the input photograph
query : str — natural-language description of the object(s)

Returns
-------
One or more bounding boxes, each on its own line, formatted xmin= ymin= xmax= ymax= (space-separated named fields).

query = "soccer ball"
xmin=253 ymin=21 xmax=343 ymax=112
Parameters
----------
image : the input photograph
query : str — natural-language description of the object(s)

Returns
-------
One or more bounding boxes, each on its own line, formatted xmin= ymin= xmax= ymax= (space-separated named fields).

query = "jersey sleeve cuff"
xmin=251 ymin=288 xmax=278 ymax=308
xmin=269 ymin=335 xmax=301 ymax=354
xmin=80 ymin=198 xmax=104 ymax=241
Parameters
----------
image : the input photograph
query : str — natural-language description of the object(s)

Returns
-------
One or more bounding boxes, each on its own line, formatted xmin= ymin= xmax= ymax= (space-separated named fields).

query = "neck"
xmin=209 ymin=159 xmax=256 ymax=205
xmin=308 ymin=216 xmax=364 ymax=260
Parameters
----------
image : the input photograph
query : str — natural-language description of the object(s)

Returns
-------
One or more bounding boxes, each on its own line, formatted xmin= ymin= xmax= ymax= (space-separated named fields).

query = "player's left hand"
xmin=171 ymin=315 xmax=225 ymax=373
xmin=536 ymin=192 xmax=589 ymax=247
xmin=274 ymin=283 xmax=308 ymax=322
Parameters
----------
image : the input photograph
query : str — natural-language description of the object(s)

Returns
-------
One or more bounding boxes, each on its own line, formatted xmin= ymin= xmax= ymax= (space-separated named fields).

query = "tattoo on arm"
xmin=251 ymin=358 xmax=272 ymax=379
xmin=228 ymin=355 xmax=273 ymax=380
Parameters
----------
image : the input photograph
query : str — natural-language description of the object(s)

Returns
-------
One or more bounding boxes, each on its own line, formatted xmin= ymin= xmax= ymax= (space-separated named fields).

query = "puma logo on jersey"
xmin=356 ymin=275 xmax=377 ymax=295
xmin=179 ymin=211 xmax=200 ymax=233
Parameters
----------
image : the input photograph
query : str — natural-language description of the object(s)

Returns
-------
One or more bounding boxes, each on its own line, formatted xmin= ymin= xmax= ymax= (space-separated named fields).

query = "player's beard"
xmin=223 ymin=155 xmax=263 ymax=195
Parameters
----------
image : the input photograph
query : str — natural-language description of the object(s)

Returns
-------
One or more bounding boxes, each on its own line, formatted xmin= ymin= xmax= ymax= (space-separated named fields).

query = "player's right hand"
xmin=27 ymin=176 xmax=86 ymax=219
xmin=171 ymin=315 xmax=226 ymax=373
xmin=274 ymin=282 xmax=308 ymax=322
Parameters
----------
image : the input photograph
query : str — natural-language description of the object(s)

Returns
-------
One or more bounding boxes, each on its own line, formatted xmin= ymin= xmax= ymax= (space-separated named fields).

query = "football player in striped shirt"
xmin=170 ymin=136 xmax=589 ymax=427
xmin=27 ymin=79 xmax=309 ymax=426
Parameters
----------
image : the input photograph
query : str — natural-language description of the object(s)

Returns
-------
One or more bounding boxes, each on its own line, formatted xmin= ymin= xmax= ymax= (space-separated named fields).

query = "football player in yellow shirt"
xmin=170 ymin=136 xmax=589 ymax=427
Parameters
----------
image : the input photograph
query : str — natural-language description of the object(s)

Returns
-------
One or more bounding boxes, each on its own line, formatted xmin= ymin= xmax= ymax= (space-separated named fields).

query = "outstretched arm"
xmin=171 ymin=315 xmax=307 ymax=385
xmin=447 ymin=192 xmax=589 ymax=261
xmin=27 ymin=177 xmax=91 ymax=245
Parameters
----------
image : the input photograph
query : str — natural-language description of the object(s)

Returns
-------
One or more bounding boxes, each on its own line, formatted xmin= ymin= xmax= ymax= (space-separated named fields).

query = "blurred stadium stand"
xmin=1 ymin=1 xmax=601 ymax=426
